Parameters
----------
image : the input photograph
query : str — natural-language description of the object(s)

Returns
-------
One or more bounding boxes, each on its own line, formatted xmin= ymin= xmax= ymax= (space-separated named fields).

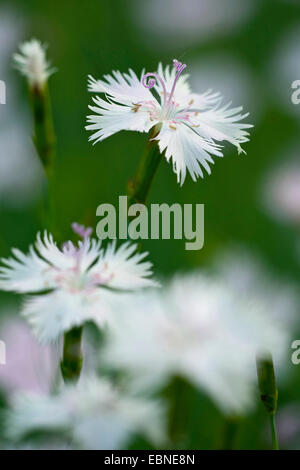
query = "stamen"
xmin=173 ymin=59 xmax=186 ymax=73
xmin=167 ymin=59 xmax=187 ymax=107
xmin=142 ymin=72 xmax=168 ymax=108
xmin=141 ymin=59 xmax=187 ymax=117
xmin=72 ymin=222 xmax=93 ymax=239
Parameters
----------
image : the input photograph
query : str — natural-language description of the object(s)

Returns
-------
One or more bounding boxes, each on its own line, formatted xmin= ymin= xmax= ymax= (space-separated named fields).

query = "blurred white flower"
xmin=190 ymin=55 xmax=261 ymax=121
xmin=213 ymin=250 xmax=298 ymax=337
xmin=269 ymin=25 xmax=300 ymax=116
xmin=0 ymin=10 xmax=42 ymax=206
xmin=261 ymin=155 xmax=300 ymax=224
xmin=131 ymin=0 xmax=258 ymax=49
xmin=0 ymin=315 xmax=57 ymax=394
xmin=104 ymin=257 xmax=296 ymax=416
xmin=87 ymin=59 xmax=252 ymax=185
xmin=13 ymin=39 xmax=55 ymax=89
xmin=0 ymin=225 xmax=156 ymax=343
xmin=6 ymin=376 xmax=165 ymax=450
xmin=0 ymin=9 xmax=22 ymax=72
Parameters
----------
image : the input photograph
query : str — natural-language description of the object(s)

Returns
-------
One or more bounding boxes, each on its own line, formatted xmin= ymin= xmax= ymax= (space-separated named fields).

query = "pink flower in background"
xmin=262 ymin=159 xmax=300 ymax=224
xmin=0 ymin=316 xmax=56 ymax=394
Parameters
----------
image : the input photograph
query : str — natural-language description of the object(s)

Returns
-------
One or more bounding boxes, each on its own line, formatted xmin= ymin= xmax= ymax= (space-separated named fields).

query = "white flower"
xmin=0 ymin=224 xmax=156 ymax=343
xmin=132 ymin=0 xmax=257 ymax=49
xmin=13 ymin=39 xmax=55 ymax=88
xmin=86 ymin=59 xmax=252 ymax=185
xmin=6 ymin=376 xmax=165 ymax=450
xmin=104 ymin=258 xmax=296 ymax=416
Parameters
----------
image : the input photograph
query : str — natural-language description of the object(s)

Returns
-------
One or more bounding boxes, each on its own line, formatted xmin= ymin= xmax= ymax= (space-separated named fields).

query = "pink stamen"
xmin=72 ymin=222 xmax=93 ymax=239
xmin=142 ymin=59 xmax=187 ymax=115
xmin=142 ymin=72 xmax=168 ymax=108
xmin=167 ymin=59 xmax=186 ymax=108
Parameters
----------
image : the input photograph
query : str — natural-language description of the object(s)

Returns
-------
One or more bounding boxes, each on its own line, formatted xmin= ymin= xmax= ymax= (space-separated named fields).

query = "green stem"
xmin=269 ymin=414 xmax=279 ymax=450
xmin=60 ymin=326 xmax=83 ymax=383
xmin=127 ymin=126 xmax=162 ymax=206
xmin=30 ymin=82 xmax=57 ymax=236
xmin=30 ymin=82 xmax=56 ymax=176
xmin=167 ymin=376 xmax=189 ymax=449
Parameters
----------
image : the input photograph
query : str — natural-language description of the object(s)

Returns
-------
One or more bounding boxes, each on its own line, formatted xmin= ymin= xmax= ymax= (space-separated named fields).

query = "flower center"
xmin=55 ymin=223 xmax=94 ymax=293
xmin=142 ymin=59 xmax=186 ymax=119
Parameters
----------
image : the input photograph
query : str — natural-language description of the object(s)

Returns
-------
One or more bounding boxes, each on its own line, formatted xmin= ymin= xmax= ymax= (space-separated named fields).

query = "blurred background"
xmin=1 ymin=0 xmax=300 ymax=449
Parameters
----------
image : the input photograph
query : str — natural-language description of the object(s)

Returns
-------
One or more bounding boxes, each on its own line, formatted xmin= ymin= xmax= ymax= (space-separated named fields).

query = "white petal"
xmin=0 ymin=245 xmax=55 ymax=293
xmin=189 ymin=89 xmax=223 ymax=110
xmin=88 ymin=69 xmax=155 ymax=104
xmin=13 ymin=39 xmax=55 ymax=87
xmin=76 ymin=238 xmax=102 ymax=273
xmin=86 ymin=96 xmax=157 ymax=143
xmin=7 ymin=376 xmax=165 ymax=450
xmin=35 ymin=232 xmax=76 ymax=271
xmin=154 ymin=122 xmax=223 ymax=185
xmin=89 ymin=241 xmax=157 ymax=290
xmin=195 ymin=101 xmax=253 ymax=153
xmin=6 ymin=393 xmax=69 ymax=441
xmin=22 ymin=289 xmax=115 ymax=343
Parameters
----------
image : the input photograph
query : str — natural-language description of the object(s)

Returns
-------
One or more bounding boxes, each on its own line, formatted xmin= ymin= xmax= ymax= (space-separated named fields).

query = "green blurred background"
xmin=1 ymin=0 xmax=300 ymax=449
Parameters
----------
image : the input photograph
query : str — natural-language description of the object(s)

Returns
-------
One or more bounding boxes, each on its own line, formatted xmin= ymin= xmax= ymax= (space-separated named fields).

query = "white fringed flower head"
xmin=86 ymin=59 xmax=252 ymax=185
xmin=6 ymin=376 xmax=165 ymax=450
xmin=13 ymin=39 xmax=55 ymax=88
xmin=104 ymin=257 xmax=297 ymax=416
xmin=0 ymin=224 xmax=157 ymax=343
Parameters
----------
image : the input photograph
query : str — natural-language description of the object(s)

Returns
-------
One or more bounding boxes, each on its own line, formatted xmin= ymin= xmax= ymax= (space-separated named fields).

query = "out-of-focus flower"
xmin=261 ymin=157 xmax=300 ymax=225
xmin=0 ymin=12 xmax=42 ymax=207
xmin=269 ymin=25 xmax=300 ymax=116
xmin=131 ymin=0 xmax=258 ymax=50
xmin=13 ymin=39 xmax=55 ymax=89
xmin=104 ymin=257 xmax=296 ymax=416
xmin=86 ymin=59 xmax=252 ymax=185
xmin=213 ymin=250 xmax=298 ymax=331
xmin=190 ymin=55 xmax=262 ymax=121
xmin=0 ymin=315 xmax=56 ymax=394
xmin=6 ymin=376 xmax=165 ymax=450
xmin=0 ymin=225 xmax=156 ymax=343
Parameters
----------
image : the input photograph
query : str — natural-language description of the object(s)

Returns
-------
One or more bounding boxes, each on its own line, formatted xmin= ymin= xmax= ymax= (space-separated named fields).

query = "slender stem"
xmin=60 ymin=326 xmax=83 ymax=383
xmin=29 ymin=82 xmax=58 ymax=236
xmin=29 ymin=80 xmax=81 ymax=384
xmin=269 ymin=414 xmax=279 ymax=450
xmin=30 ymin=82 xmax=56 ymax=176
xmin=168 ymin=376 xmax=187 ymax=449
xmin=127 ymin=126 xmax=162 ymax=206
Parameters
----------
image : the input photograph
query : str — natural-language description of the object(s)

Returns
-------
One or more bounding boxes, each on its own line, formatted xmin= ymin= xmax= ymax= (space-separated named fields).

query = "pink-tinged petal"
xmin=89 ymin=241 xmax=158 ymax=290
xmin=0 ymin=317 xmax=56 ymax=393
